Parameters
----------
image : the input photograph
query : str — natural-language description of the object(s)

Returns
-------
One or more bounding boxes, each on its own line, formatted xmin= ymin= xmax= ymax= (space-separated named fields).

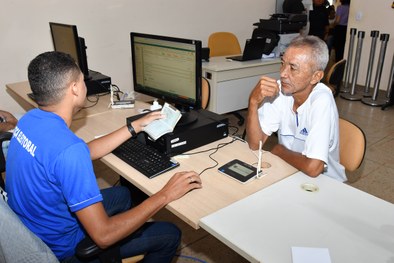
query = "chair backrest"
xmin=339 ymin=118 xmax=366 ymax=171
xmin=201 ymin=77 xmax=211 ymax=109
xmin=208 ymin=32 xmax=242 ymax=57
xmin=325 ymin=59 xmax=346 ymax=97
xmin=0 ymin=132 xmax=12 ymax=189
xmin=0 ymin=192 xmax=59 ymax=263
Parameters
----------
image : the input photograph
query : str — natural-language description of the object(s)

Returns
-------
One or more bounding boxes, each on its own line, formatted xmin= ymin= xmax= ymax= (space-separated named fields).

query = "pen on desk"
xmin=256 ymin=140 xmax=262 ymax=178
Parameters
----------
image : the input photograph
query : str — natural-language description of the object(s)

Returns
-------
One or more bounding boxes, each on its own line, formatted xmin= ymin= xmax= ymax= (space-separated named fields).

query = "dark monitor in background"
xmin=49 ymin=22 xmax=90 ymax=79
xmin=49 ymin=22 xmax=111 ymax=96
xmin=130 ymin=32 xmax=202 ymax=125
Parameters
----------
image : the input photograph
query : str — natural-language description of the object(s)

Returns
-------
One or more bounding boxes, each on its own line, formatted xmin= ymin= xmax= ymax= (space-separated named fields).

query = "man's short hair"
xmin=288 ymin=35 xmax=329 ymax=72
xmin=28 ymin=51 xmax=81 ymax=106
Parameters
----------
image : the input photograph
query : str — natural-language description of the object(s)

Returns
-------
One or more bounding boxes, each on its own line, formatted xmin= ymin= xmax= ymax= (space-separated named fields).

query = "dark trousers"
xmin=63 ymin=186 xmax=181 ymax=263
xmin=334 ymin=25 xmax=348 ymax=62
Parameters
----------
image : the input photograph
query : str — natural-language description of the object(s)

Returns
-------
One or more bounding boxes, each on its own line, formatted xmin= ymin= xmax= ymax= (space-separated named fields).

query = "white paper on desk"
xmin=292 ymin=247 xmax=331 ymax=263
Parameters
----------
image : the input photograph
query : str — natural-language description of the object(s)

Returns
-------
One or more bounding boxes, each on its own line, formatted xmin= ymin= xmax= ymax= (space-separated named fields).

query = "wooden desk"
xmin=200 ymin=171 xmax=394 ymax=263
xmin=70 ymin=109 xmax=297 ymax=229
xmin=202 ymin=57 xmax=281 ymax=114
xmin=6 ymin=81 xmax=128 ymax=120
xmin=6 ymin=80 xmax=298 ymax=231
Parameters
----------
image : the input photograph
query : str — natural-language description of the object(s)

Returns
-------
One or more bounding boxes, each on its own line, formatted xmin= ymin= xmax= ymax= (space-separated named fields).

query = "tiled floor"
xmin=94 ymin=91 xmax=394 ymax=263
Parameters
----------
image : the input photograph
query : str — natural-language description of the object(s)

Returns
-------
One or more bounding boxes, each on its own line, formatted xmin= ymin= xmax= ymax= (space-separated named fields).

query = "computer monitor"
xmin=130 ymin=32 xmax=202 ymax=125
xmin=49 ymin=22 xmax=90 ymax=79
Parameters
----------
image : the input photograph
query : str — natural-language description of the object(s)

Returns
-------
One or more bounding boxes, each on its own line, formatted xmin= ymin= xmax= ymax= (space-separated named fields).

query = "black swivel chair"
xmin=0 ymin=131 xmax=12 ymax=189
xmin=0 ymin=131 xmax=143 ymax=263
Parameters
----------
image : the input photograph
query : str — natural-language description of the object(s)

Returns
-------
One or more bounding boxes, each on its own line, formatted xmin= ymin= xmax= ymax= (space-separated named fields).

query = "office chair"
xmin=201 ymin=77 xmax=211 ymax=109
xmin=0 ymin=131 xmax=12 ymax=189
xmin=208 ymin=32 xmax=242 ymax=57
xmin=325 ymin=59 xmax=346 ymax=97
xmin=0 ymin=132 xmax=143 ymax=263
xmin=208 ymin=32 xmax=245 ymax=125
xmin=0 ymin=191 xmax=59 ymax=262
xmin=338 ymin=118 xmax=366 ymax=172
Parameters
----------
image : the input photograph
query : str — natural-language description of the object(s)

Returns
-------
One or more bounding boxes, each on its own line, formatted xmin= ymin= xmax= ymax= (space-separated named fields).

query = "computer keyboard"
xmin=112 ymin=138 xmax=179 ymax=179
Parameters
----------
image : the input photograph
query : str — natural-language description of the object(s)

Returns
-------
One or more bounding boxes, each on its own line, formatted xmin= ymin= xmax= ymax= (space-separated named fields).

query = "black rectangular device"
xmin=227 ymin=38 xmax=266 ymax=62
xmin=127 ymin=109 xmax=229 ymax=156
xmin=85 ymin=70 xmax=111 ymax=96
xmin=218 ymin=159 xmax=258 ymax=184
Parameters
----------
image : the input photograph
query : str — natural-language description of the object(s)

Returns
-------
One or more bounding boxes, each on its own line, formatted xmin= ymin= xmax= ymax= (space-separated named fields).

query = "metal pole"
xmin=342 ymin=28 xmax=357 ymax=93
xmin=341 ymin=31 xmax=365 ymax=101
xmin=362 ymin=34 xmax=390 ymax=106
xmin=363 ymin=30 xmax=379 ymax=97
xmin=385 ymin=53 xmax=394 ymax=101
xmin=382 ymin=53 xmax=394 ymax=110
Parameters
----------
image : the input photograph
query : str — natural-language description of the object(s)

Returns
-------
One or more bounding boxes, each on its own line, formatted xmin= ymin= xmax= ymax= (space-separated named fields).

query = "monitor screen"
xmin=130 ymin=32 xmax=202 ymax=123
xmin=49 ymin=22 xmax=90 ymax=78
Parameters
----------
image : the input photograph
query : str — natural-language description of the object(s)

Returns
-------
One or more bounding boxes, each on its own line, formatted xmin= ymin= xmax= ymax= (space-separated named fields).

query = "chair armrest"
xmin=76 ymin=236 xmax=122 ymax=263
xmin=0 ymin=131 xmax=12 ymax=142
xmin=0 ymin=131 xmax=13 ymax=188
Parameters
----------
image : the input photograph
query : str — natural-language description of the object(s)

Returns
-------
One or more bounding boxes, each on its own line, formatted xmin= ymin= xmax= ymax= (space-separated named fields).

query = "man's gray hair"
xmin=289 ymin=35 xmax=329 ymax=72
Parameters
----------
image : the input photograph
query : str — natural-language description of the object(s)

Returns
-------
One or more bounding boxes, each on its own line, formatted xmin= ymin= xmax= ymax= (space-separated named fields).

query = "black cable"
xmin=83 ymin=94 xmax=100 ymax=109
xmin=180 ymin=137 xmax=237 ymax=176
xmin=111 ymin=84 xmax=123 ymax=100
xmin=227 ymin=124 xmax=239 ymax=136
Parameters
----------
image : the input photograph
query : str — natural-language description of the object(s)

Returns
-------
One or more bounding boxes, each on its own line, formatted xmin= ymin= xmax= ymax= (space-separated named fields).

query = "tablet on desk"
xmin=218 ymin=159 xmax=259 ymax=184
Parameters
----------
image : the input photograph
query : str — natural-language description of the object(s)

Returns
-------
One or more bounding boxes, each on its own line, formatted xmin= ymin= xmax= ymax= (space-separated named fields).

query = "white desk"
xmin=202 ymin=56 xmax=281 ymax=114
xmin=200 ymin=171 xmax=394 ymax=263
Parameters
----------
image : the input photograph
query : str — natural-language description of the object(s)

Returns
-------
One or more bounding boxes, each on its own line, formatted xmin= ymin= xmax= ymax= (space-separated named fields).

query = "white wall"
xmin=346 ymin=0 xmax=394 ymax=92
xmin=0 ymin=0 xmax=275 ymax=113
xmin=2 ymin=1 xmax=393 ymax=114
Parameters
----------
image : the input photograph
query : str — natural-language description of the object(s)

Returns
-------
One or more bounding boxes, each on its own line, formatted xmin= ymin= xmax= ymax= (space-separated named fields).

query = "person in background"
xmin=326 ymin=5 xmax=336 ymax=56
xmin=333 ymin=0 xmax=351 ymax=62
xmin=308 ymin=0 xmax=330 ymax=41
xmin=246 ymin=35 xmax=346 ymax=182
xmin=282 ymin=0 xmax=305 ymax=14
xmin=6 ymin=51 xmax=203 ymax=262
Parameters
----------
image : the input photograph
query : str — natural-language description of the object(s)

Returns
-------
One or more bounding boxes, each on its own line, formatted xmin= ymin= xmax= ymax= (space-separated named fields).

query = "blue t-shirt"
xmin=6 ymin=109 xmax=103 ymax=260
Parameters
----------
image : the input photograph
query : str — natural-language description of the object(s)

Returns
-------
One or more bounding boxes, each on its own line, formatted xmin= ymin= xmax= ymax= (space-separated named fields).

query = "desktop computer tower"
xmin=127 ymin=109 xmax=229 ymax=156
xmin=85 ymin=70 xmax=111 ymax=96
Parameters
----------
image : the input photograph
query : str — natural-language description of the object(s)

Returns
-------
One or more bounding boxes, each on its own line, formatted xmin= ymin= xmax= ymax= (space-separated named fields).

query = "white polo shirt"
xmin=258 ymin=81 xmax=346 ymax=182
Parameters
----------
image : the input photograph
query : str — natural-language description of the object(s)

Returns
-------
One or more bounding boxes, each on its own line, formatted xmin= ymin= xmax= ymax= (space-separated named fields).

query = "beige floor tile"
xmin=345 ymin=158 xmax=381 ymax=183
xmin=365 ymin=137 xmax=394 ymax=167
xmin=349 ymin=165 xmax=394 ymax=204
xmin=172 ymin=234 xmax=248 ymax=263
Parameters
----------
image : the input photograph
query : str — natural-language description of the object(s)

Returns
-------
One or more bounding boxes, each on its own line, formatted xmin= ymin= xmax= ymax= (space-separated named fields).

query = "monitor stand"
xmin=177 ymin=108 xmax=198 ymax=127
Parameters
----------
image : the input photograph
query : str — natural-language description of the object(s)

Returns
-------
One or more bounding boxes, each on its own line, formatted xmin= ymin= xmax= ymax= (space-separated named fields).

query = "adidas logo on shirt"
xmin=300 ymin=128 xmax=308 ymax=136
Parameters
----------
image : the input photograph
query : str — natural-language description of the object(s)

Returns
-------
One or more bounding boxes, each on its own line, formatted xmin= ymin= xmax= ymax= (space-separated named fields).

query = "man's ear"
xmin=70 ymin=81 xmax=79 ymax=96
xmin=311 ymin=70 xmax=324 ymax=85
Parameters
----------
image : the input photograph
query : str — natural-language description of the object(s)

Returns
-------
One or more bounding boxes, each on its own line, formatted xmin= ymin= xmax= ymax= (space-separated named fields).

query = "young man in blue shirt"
xmin=6 ymin=51 xmax=202 ymax=262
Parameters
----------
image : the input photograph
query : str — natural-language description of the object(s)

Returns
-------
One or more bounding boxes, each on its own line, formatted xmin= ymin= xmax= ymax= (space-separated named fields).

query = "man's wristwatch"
xmin=127 ymin=122 xmax=137 ymax=137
